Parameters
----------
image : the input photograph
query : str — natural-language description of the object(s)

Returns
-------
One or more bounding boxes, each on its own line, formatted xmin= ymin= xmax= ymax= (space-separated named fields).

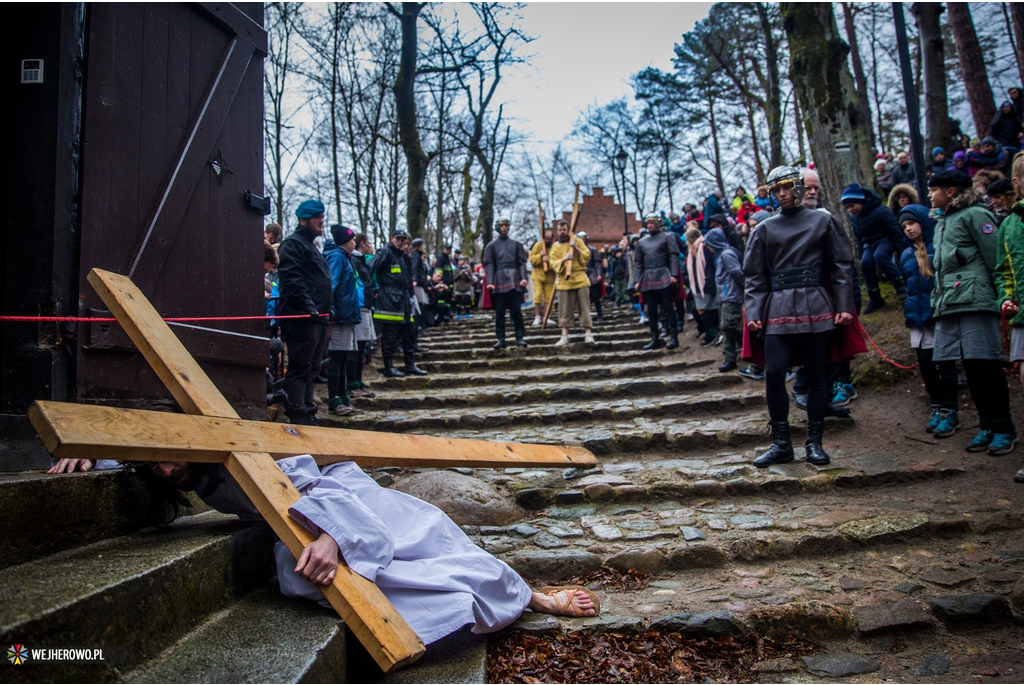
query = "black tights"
xmin=915 ymin=347 xmax=958 ymax=410
xmin=961 ymin=358 xmax=1014 ymax=433
xmin=327 ymin=350 xmax=348 ymax=402
xmin=347 ymin=345 xmax=364 ymax=390
xmin=765 ymin=332 xmax=830 ymax=424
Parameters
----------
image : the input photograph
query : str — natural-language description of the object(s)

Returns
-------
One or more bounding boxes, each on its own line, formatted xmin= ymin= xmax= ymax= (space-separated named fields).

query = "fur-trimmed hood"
xmin=887 ymin=183 xmax=919 ymax=213
xmin=949 ymin=186 xmax=986 ymax=214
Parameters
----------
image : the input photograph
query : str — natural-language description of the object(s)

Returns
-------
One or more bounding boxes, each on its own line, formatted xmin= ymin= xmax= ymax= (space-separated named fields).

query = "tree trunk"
xmin=793 ymin=92 xmax=807 ymax=164
xmin=329 ymin=8 xmax=343 ymax=223
xmin=1009 ymin=3 xmax=1024 ymax=90
xmin=912 ymin=2 xmax=952 ymax=154
xmin=781 ymin=2 xmax=874 ymax=223
xmin=744 ymin=98 xmax=766 ymax=183
xmin=840 ymin=2 xmax=877 ymax=154
xmin=708 ymin=92 xmax=725 ymax=197
xmin=757 ymin=2 xmax=784 ymax=168
xmin=946 ymin=3 xmax=995 ymax=139
xmin=392 ymin=2 xmax=430 ymax=238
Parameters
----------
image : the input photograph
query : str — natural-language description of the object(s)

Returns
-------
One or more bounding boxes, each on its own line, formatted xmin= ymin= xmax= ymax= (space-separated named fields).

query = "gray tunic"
xmin=585 ymin=246 xmax=603 ymax=282
xmin=742 ymin=206 xmax=855 ymax=335
xmin=482 ymin=236 xmax=528 ymax=294
xmin=634 ymin=231 xmax=681 ymax=292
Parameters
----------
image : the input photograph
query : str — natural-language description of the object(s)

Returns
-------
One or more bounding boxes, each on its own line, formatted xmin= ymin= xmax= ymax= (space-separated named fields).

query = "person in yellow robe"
xmin=547 ymin=220 xmax=593 ymax=346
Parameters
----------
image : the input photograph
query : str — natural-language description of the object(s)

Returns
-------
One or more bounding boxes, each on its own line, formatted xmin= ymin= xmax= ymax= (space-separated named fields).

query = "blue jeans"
xmin=861 ymin=239 xmax=901 ymax=294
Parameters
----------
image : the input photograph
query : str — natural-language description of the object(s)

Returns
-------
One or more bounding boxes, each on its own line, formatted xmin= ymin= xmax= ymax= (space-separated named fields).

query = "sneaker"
xmin=699 ymin=336 xmax=715 ymax=348
xmin=554 ymin=335 xmax=570 ymax=347
xmin=987 ymin=433 xmax=1019 ymax=456
xmin=966 ymin=429 xmax=994 ymax=452
xmin=932 ymin=410 xmax=959 ymax=438
xmin=785 ymin=370 xmax=797 ymax=383
xmin=532 ymin=316 xmax=542 ymax=326
xmin=584 ymin=332 xmax=596 ymax=344
xmin=350 ymin=388 xmax=376 ymax=398
xmin=739 ymin=367 xmax=765 ymax=381
xmin=832 ymin=382 xmax=857 ymax=407
xmin=713 ymin=333 xmax=724 ymax=346
xmin=925 ymin=406 xmax=942 ymax=433
xmin=1015 ymin=466 xmax=1024 ymax=483
xmin=331 ymin=404 xmax=354 ymax=416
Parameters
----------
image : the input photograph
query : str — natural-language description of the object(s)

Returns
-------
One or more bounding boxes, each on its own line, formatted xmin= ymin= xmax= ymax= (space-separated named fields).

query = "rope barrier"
xmin=855 ymin=318 xmax=919 ymax=370
xmin=0 ymin=313 xmax=329 ymax=324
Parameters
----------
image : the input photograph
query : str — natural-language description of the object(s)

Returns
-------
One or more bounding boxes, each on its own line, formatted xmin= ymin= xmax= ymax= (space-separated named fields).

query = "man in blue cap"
xmin=277 ymin=200 xmax=332 ymax=425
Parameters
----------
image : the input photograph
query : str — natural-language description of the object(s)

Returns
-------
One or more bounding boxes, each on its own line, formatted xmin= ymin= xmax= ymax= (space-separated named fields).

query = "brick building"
xmin=557 ymin=188 xmax=642 ymax=247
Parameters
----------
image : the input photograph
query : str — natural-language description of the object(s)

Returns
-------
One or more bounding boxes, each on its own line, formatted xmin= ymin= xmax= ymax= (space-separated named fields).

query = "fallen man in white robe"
xmin=47 ymin=456 xmax=599 ymax=644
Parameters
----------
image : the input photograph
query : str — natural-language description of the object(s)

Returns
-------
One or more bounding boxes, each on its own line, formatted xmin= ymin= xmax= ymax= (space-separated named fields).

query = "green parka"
xmin=930 ymin=187 xmax=1002 ymax=319
xmin=993 ymin=201 xmax=1024 ymax=326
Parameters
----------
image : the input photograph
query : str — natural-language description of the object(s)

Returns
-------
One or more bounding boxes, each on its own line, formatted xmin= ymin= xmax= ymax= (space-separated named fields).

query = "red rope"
xmin=0 ymin=313 xmax=328 ymax=324
xmin=855 ymin=318 xmax=919 ymax=370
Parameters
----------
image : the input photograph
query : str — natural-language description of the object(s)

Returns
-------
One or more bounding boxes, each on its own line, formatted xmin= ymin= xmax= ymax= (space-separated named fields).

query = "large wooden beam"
xmin=86 ymin=268 xmax=424 ymax=673
xmin=30 ymin=400 xmax=598 ymax=468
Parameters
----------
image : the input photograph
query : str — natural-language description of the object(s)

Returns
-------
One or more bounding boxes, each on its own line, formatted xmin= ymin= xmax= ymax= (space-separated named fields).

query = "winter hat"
xmin=981 ymin=136 xmax=999 ymax=147
xmin=841 ymin=184 xmax=868 ymax=204
xmin=987 ymin=178 xmax=1015 ymax=197
xmin=953 ymin=151 xmax=967 ymax=164
xmin=704 ymin=228 xmax=730 ymax=252
xmin=749 ymin=210 xmax=771 ymax=224
xmin=708 ymin=213 xmax=729 ymax=228
xmin=928 ymin=169 xmax=972 ymax=189
xmin=1001 ymin=100 xmax=1013 ymax=108
xmin=330 ymin=224 xmax=357 ymax=245
xmin=295 ymin=199 xmax=325 ymax=218
xmin=931 ymin=147 xmax=945 ymax=158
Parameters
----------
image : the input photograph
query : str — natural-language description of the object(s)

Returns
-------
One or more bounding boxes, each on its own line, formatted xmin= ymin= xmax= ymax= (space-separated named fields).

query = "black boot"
xmin=403 ymin=356 xmax=428 ymax=376
xmin=805 ymin=420 xmax=830 ymax=465
xmin=515 ymin=337 xmax=528 ymax=347
xmin=753 ymin=421 xmax=795 ymax=467
xmin=382 ymin=358 xmax=404 ymax=378
xmin=643 ymin=336 xmax=664 ymax=350
xmin=666 ymin=332 xmax=679 ymax=350
xmin=493 ymin=339 xmax=506 ymax=349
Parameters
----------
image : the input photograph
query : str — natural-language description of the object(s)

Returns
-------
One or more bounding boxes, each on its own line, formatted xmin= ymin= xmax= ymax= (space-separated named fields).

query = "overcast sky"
xmin=491 ymin=2 xmax=713 ymax=149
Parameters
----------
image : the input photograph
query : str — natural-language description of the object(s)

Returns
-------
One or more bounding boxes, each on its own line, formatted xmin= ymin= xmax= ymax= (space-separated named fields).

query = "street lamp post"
xmin=615 ymin=148 xmax=629 ymax=235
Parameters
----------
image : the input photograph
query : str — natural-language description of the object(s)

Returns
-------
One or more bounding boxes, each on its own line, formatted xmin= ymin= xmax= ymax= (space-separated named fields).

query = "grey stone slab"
xmin=591 ymin=525 xmax=623 ymax=541
xmin=650 ymin=611 xmax=748 ymax=638
xmin=768 ymin=462 xmax=815 ymax=478
xmin=854 ymin=599 xmax=934 ymax=635
xmin=706 ymin=518 xmax=730 ymax=531
xmin=577 ymin=615 xmax=644 ymax=634
xmin=507 ymin=524 xmax=540 ymax=538
xmin=680 ymin=527 xmax=707 ymax=541
xmin=505 ymin=550 xmax=602 ymax=579
xmin=546 ymin=526 xmax=584 ymax=538
xmin=931 ymin=593 xmax=1012 ymax=624
xmin=579 ymin=515 xmax=609 ymax=528
xmin=619 ymin=519 xmax=658 ymax=532
xmin=801 ymin=654 xmax=880 ymax=677
xmin=850 ymin=452 xmax=904 ymax=477
xmin=912 ymin=655 xmax=950 ymax=676
xmin=730 ymin=515 xmax=774 ymax=530
xmin=512 ymin=614 xmax=561 ymax=633
xmin=554 ymin=490 xmax=585 ymax=505
xmin=532 ymin=532 xmax=568 ymax=549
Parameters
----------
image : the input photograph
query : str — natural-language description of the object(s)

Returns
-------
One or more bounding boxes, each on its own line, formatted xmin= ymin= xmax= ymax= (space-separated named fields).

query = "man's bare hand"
xmin=295 ymin=533 xmax=340 ymax=586
xmin=747 ymin=320 xmax=763 ymax=331
xmin=669 ymin=276 xmax=677 ymax=285
xmin=487 ymin=284 xmax=495 ymax=290
xmin=1003 ymin=300 xmax=1019 ymax=316
xmin=561 ymin=253 xmax=572 ymax=263
xmin=519 ymin=279 xmax=528 ymax=289
xmin=834 ymin=312 xmax=853 ymax=325
xmin=46 ymin=459 xmax=95 ymax=474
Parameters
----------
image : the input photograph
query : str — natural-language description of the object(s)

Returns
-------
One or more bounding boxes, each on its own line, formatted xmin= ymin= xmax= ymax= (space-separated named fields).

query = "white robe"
xmin=195 ymin=455 xmax=533 ymax=645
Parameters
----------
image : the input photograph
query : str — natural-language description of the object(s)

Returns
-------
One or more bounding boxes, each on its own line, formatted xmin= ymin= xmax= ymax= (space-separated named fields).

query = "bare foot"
xmin=529 ymin=587 xmax=598 ymax=617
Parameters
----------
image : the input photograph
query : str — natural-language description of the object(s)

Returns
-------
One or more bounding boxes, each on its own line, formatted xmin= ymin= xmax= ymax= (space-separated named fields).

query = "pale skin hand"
xmin=46 ymin=458 xmax=95 ymax=474
xmin=748 ymin=312 xmax=852 ymax=331
xmin=1004 ymin=300 xmax=1020 ymax=316
xmin=294 ymin=532 xmax=340 ymax=586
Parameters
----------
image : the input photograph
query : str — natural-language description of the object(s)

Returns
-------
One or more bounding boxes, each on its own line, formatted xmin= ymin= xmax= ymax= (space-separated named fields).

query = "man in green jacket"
xmin=992 ymin=152 xmax=1024 ymax=482
xmin=929 ymin=169 xmax=1017 ymax=456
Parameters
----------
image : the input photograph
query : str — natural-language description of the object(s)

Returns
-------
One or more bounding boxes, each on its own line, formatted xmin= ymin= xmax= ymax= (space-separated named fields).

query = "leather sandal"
xmin=537 ymin=585 xmax=601 ymax=617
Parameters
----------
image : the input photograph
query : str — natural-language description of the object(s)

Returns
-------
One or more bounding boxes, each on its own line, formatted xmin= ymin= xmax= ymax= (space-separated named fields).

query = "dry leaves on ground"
xmin=488 ymin=629 xmax=816 ymax=683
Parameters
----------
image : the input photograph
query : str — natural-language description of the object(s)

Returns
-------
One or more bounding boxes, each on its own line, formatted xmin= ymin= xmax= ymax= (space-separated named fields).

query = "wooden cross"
xmin=542 ymin=185 xmax=582 ymax=330
xmin=30 ymin=269 xmax=596 ymax=673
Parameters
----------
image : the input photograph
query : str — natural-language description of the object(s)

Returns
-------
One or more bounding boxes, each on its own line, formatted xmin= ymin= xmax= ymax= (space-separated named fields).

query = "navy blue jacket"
xmin=323 ymin=240 xmax=361 ymax=324
xmin=848 ymin=189 xmax=905 ymax=252
xmin=277 ymin=225 xmax=332 ymax=319
xmin=898 ymin=205 xmax=937 ymax=329
xmin=703 ymin=194 xmax=725 ymax=231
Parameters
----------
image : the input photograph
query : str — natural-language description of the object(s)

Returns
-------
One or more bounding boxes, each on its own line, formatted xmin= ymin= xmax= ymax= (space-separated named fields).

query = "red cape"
xmin=741 ymin=312 xmax=868 ymax=365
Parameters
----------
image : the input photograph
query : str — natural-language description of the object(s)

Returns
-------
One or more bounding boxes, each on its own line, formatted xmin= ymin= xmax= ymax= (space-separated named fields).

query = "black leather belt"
xmin=497 ymin=260 xmax=517 ymax=269
xmin=644 ymin=259 xmax=669 ymax=269
xmin=771 ymin=265 xmax=823 ymax=291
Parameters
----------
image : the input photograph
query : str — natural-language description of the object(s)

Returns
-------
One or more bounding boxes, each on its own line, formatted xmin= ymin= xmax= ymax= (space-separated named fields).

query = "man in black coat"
xmin=277 ymin=199 xmax=332 ymax=425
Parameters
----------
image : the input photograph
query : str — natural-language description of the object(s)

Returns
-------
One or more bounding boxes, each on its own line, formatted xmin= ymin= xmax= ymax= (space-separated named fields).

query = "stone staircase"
xmin=2 ymin=304 xmax=1023 ymax=683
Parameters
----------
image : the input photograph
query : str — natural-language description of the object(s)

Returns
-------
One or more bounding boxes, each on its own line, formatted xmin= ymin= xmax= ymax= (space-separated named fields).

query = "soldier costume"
xmin=482 ymin=219 xmax=529 ymax=348
xmin=743 ymin=166 xmax=857 ymax=467
xmin=634 ymin=213 xmax=682 ymax=350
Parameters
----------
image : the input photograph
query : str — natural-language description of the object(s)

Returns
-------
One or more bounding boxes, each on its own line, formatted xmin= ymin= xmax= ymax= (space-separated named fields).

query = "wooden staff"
xmin=538 ymin=200 xmax=549 ymax=273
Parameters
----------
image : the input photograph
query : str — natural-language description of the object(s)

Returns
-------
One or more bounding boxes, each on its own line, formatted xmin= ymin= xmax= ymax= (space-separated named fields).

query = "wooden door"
xmin=76 ymin=3 xmax=268 ymax=418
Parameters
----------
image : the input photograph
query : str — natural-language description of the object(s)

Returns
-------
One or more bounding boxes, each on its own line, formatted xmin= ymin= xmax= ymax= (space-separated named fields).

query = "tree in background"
xmin=947 ymin=3 xmax=995 ymax=141
xmin=912 ymin=3 xmax=953 ymax=155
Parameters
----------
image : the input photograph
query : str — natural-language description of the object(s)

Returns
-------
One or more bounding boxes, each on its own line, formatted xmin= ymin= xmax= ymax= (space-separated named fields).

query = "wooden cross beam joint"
xmin=30 ymin=269 xmax=595 ymax=673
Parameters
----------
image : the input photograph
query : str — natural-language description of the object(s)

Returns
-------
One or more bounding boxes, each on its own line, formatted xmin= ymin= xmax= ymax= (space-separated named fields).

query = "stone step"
xmin=415 ymin=347 xmax=698 ymax=374
xmin=349 ymin=372 xmax=744 ymax=412
xmin=0 ymin=469 xmax=209 ymax=570
xmin=415 ymin=336 xmax=692 ymax=360
xmin=357 ymin=358 xmax=712 ymax=391
xmin=421 ymin=318 xmax=646 ymax=344
xmin=124 ymin=588 xmax=347 ymax=684
xmin=421 ymin=328 xmax=652 ymax=352
xmin=0 ymin=513 xmax=274 ymax=683
xmin=327 ymin=388 xmax=763 ymax=434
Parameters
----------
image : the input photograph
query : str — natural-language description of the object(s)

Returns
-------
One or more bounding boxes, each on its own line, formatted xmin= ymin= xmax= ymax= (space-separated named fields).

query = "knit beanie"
xmin=840 ymin=184 xmax=867 ymax=204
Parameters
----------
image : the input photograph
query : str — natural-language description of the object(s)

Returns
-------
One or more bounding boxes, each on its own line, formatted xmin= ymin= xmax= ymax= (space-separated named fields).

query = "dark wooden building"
xmin=2 ymin=3 xmax=268 ymax=468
